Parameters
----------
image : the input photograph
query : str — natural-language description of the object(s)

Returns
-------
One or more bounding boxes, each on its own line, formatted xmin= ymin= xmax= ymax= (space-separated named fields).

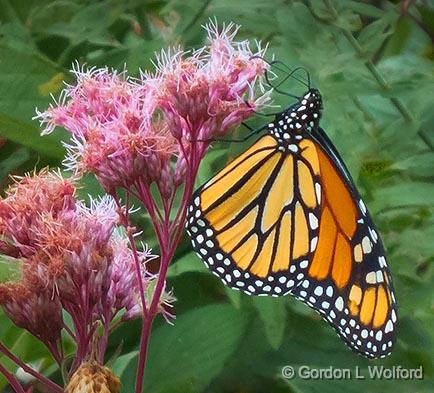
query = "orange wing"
xmin=186 ymin=130 xmax=397 ymax=359
xmin=289 ymin=138 xmax=397 ymax=359
xmin=186 ymin=135 xmax=321 ymax=295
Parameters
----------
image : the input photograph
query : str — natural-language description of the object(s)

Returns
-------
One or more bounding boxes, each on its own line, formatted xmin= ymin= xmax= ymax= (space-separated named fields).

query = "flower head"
xmin=35 ymin=21 xmax=270 ymax=193
xmin=35 ymin=65 xmax=178 ymax=193
xmin=155 ymin=21 xmax=270 ymax=142
xmin=0 ymin=169 xmax=75 ymax=258
xmin=0 ymin=282 xmax=63 ymax=351
xmin=0 ymin=171 xmax=162 ymax=362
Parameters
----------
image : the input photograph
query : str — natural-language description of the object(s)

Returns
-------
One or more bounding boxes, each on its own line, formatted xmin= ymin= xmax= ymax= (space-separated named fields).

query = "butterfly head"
xmin=267 ymin=89 xmax=323 ymax=151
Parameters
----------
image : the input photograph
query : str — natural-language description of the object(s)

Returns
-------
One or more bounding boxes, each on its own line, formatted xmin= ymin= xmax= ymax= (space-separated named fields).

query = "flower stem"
xmin=134 ymin=161 xmax=198 ymax=393
xmin=134 ymin=314 xmax=154 ymax=393
xmin=0 ymin=342 xmax=64 ymax=393
xmin=0 ymin=363 xmax=26 ymax=393
xmin=134 ymin=227 xmax=173 ymax=393
xmin=113 ymin=193 xmax=149 ymax=319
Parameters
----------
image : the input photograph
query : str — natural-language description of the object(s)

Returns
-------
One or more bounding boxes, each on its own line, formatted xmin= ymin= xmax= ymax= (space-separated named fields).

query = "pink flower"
xmin=105 ymin=233 xmax=156 ymax=322
xmin=31 ymin=22 xmax=270 ymax=386
xmin=154 ymin=21 xmax=270 ymax=144
xmin=0 ymin=170 xmax=75 ymax=259
xmin=34 ymin=21 xmax=270 ymax=194
xmin=0 ymin=282 xmax=63 ymax=356
xmin=35 ymin=66 xmax=178 ymax=193
xmin=0 ymin=171 xmax=163 ymax=365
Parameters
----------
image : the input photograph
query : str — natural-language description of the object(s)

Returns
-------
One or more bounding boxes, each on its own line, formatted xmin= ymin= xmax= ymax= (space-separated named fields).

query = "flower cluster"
xmin=0 ymin=170 xmax=167 ymax=365
xmin=35 ymin=67 xmax=176 ymax=193
xmin=155 ymin=21 xmax=269 ymax=143
xmin=25 ymin=20 xmax=270 ymax=392
xmin=34 ymin=21 xmax=270 ymax=196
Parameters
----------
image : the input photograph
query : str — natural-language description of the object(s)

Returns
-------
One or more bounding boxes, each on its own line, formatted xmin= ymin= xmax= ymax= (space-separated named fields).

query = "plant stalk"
xmin=0 ymin=363 xmax=25 ymax=393
xmin=134 ymin=147 xmax=201 ymax=393
xmin=0 ymin=343 xmax=64 ymax=393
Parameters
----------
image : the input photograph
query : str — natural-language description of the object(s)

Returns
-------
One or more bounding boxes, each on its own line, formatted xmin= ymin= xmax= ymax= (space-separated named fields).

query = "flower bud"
xmin=66 ymin=362 xmax=120 ymax=393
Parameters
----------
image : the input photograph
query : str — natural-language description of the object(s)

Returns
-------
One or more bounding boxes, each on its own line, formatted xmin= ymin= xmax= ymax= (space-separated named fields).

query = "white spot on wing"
xmin=385 ymin=320 xmax=393 ymax=333
xmin=366 ymin=271 xmax=376 ymax=284
xmin=309 ymin=213 xmax=318 ymax=229
xmin=359 ymin=200 xmax=367 ymax=215
xmin=310 ymin=237 xmax=318 ymax=251
xmin=362 ymin=236 xmax=372 ymax=254
xmin=315 ymin=183 xmax=321 ymax=204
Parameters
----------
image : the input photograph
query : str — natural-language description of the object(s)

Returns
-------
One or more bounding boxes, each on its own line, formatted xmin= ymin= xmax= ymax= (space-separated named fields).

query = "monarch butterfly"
xmin=185 ymin=84 xmax=397 ymax=359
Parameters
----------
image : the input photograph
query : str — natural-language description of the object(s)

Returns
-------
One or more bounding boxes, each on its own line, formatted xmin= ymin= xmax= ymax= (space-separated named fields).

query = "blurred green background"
xmin=0 ymin=0 xmax=433 ymax=392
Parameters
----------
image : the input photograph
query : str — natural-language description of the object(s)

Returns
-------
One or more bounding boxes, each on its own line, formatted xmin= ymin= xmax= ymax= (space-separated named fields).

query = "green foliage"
xmin=0 ymin=0 xmax=433 ymax=392
xmin=114 ymin=304 xmax=249 ymax=392
xmin=0 ymin=314 xmax=56 ymax=391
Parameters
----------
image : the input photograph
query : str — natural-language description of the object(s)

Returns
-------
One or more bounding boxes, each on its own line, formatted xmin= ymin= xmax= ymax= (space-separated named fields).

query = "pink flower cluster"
xmin=0 ymin=171 xmax=166 ymax=366
xmin=156 ymin=22 xmax=270 ymax=143
xmin=26 ymin=21 xmax=270 ymax=392
xmin=34 ymin=21 xmax=270 ymax=195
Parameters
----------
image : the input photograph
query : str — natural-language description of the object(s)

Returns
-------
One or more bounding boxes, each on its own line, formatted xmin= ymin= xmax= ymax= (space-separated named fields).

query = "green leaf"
xmin=112 ymin=350 xmax=138 ymax=378
xmin=358 ymin=13 xmax=397 ymax=57
xmin=224 ymin=286 xmax=242 ymax=309
xmin=167 ymin=252 xmax=208 ymax=278
xmin=345 ymin=0 xmax=384 ymax=18
xmin=0 ymin=44 xmax=68 ymax=159
xmin=0 ymin=46 xmax=64 ymax=120
xmin=371 ymin=182 xmax=434 ymax=213
xmin=0 ymin=316 xmax=56 ymax=390
xmin=118 ymin=304 xmax=248 ymax=393
xmin=0 ymin=146 xmax=30 ymax=179
xmin=0 ymin=112 xmax=65 ymax=159
xmin=308 ymin=0 xmax=333 ymax=20
xmin=325 ymin=1 xmax=363 ymax=32
xmin=252 ymin=296 xmax=287 ymax=350
xmin=0 ymin=256 xmax=22 ymax=283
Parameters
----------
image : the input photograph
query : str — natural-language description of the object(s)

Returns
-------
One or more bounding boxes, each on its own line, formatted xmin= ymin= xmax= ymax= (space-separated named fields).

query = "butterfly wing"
xmin=186 ymin=128 xmax=397 ymax=359
xmin=186 ymin=135 xmax=322 ymax=295
xmin=288 ymin=127 xmax=397 ymax=358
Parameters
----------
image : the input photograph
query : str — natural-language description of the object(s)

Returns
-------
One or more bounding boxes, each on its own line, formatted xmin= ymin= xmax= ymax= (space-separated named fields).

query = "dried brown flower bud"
xmin=66 ymin=362 xmax=120 ymax=393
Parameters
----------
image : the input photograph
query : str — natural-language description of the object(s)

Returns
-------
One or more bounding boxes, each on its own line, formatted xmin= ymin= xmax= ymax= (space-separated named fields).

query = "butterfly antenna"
xmin=271 ymin=62 xmax=310 ymax=89
xmin=264 ymin=68 xmax=299 ymax=98
xmin=208 ymin=123 xmax=268 ymax=143
xmin=188 ymin=122 xmax=267 ymax=143
xmin=250 ymin=56 xmax=312 ymax=96
xmin=250 ymin=55 xmax=298 ymax=98
xmin=263 ymin=59 xmax=309 ymax=87
xmin=293 ymin=65 xmax=311 ymax=89
xmin=242 ymin=100 xmax=283 ymax=117
xmin=251 ymin=56 xmax=310 ymax=94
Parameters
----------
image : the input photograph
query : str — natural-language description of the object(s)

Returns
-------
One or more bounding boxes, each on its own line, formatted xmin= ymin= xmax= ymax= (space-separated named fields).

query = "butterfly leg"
xmin=190 ymin=123 xmax=268 ymax=143
xmin=213 ymin=123 xmax=269 ymax=143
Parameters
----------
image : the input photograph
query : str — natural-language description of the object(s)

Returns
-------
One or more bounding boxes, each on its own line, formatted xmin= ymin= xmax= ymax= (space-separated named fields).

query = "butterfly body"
xmin=186 ymin=88 xmax=397 ymax=359
xmin=267 ymin=88 xmax=322 ymax=153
